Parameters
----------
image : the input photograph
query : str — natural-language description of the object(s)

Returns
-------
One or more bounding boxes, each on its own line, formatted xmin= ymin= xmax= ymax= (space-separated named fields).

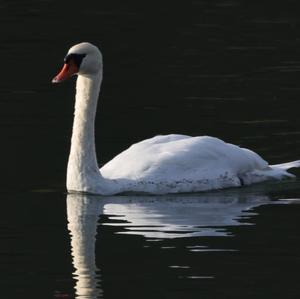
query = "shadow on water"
xmin=66 ymin=181 xmax=300 ymax=298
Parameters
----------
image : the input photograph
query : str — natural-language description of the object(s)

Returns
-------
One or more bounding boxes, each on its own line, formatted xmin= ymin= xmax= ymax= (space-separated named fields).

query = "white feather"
xmin=58 ymin=43 xmax=299 ymax=195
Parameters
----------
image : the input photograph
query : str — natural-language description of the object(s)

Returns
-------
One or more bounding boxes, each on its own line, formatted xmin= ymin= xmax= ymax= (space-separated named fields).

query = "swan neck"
xmin=67 ymin=73 xmax=105 ymax=193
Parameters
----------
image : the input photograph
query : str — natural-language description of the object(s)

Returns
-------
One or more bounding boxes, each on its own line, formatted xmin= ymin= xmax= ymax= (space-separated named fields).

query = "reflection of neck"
xmin=67 ymin=195 xmax=103 ymax=298
xmin=67 ymin=73 xmax=107 ymax=193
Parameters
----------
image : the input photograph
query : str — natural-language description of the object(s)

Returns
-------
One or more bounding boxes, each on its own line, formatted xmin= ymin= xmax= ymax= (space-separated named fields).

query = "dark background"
xmin=1 ymin=0 xmax=300 ymax=192
xmin=1 ymin=2 xmax=300 ymax=299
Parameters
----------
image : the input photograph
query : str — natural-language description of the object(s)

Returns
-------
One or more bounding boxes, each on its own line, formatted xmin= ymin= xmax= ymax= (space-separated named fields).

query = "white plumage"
xmin=53 ymin=42 xmax=300 ymax=195
xmin=101 ymin=134 xmax=299 ymax=194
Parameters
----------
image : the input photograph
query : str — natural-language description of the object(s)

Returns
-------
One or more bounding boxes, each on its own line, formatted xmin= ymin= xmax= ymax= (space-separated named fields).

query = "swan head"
xmin=52 ymin=42 xmax=102 ymax=83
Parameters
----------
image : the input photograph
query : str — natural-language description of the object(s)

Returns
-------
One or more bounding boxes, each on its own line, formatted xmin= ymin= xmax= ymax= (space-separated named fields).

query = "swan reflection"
xmin=66 ymin=189 xmax=271 ymax=298
xmin=67 ymin=196 xmax=103 ymax=299
xmin=101 ymin=195 xmax=268 ymax=238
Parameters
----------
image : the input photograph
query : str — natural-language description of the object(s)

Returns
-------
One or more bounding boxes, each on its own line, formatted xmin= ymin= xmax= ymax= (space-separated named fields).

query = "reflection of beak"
xmin=52 ymin=61 xmax=78 ymax=83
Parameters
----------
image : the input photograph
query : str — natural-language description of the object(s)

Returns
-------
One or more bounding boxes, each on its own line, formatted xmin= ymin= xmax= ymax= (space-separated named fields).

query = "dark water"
xmin=2 ymin=184 xmax=300 ymax=299
xmin=1 ymin=0 xmax=300 ymax=298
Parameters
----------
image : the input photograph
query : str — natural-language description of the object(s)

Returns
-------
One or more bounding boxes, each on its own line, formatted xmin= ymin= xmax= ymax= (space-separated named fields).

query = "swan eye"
xmin=64 ymin=53 xmax=86 ymax=69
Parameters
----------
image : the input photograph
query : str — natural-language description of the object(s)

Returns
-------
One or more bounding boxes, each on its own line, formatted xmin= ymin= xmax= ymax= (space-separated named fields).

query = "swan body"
xmin=53 ymin=42 xmax=300 ymax=195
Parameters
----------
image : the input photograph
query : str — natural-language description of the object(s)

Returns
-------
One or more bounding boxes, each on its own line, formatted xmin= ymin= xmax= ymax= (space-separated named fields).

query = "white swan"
xmin=52 ymin=42 xmax=300 ymax=195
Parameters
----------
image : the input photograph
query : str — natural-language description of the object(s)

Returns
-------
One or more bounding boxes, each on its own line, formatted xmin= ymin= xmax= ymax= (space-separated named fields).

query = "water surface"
xmin=1 ymin=182 xmax=300 ymax=298
xmin=0 ymin=0 xmax=300 ymax=298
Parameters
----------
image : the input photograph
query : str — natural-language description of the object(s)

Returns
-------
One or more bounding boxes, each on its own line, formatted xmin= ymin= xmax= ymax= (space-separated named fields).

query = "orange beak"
xmin=52 ymin=61 xmax=79 ymax=83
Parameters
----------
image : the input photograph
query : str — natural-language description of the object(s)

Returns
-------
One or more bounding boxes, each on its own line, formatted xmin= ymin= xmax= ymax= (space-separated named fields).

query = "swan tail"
xmin=239 ymin=160 xmax=300 ymax=185
xmin=270 ymin=160 xmax=300 ymax=170
xmin=265 ymin=160 xmax=300 ymax=180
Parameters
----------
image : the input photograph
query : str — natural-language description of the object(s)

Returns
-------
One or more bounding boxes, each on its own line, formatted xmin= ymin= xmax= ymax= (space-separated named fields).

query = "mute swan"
xmin=52 ymin=42 xmax=300 ymax=195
